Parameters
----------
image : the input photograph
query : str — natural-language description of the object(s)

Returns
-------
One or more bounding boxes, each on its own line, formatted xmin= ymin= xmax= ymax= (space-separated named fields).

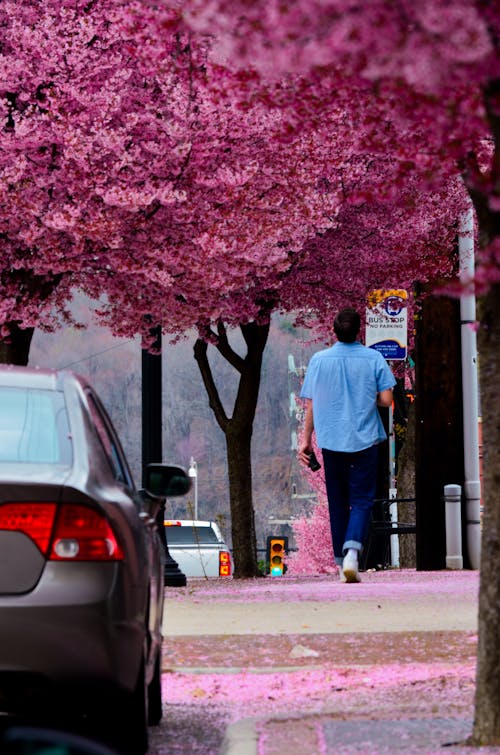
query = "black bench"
xmin=361 ymin=497 xmax=416 ymax=570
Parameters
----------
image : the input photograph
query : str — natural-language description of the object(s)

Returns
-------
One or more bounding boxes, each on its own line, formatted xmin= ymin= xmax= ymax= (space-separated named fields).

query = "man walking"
xmin=298 ymin=307 xmax=395 ymax=583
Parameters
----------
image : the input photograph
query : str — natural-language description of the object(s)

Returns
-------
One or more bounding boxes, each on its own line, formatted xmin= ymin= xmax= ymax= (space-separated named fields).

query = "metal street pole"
xmin=142 ymin=325 xmax=186 ymax=587
xmin=459 ymin=205 xmax=481 ymax=569
xmin=188 ymin=457 xmax=198 ymax=519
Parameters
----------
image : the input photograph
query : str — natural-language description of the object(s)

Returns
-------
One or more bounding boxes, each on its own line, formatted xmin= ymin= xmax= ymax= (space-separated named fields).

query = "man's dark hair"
xmin=334 ymin=308 xmax=361 ymax=343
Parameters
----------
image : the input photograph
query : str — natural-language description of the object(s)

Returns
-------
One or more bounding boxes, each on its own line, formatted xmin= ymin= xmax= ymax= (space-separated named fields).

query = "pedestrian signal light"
xmin=267 ymin=536 xmax=288 ymax=577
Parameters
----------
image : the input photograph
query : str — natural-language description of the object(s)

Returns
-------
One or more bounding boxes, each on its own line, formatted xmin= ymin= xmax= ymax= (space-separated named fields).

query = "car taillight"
xmin=50 ymin=504 xmax=124 ymax=561
xmin=0 ymin=502 xmax=57 ymax=554
xmin=219 ymin=550 xmax=231 ymax=577
xmin=0 ymin=502 xmax=123 ymax=561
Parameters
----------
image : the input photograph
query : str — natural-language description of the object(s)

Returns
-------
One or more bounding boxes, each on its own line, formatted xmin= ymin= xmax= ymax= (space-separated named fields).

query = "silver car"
xmin=0 ymin=365 xmax=190 ymax=754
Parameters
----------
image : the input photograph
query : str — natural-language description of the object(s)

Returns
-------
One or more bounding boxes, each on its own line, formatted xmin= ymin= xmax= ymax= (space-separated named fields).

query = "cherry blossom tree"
xmin=1 ymin=0 xmax=495 ymax=604
xmin=177 ymin=0 xmax=500 ymax=742
xmin=0 ymin=1 xmax=476 ymax=578
xmin=285 ymin=431 xmax=335 ymax=576
xmin=285 ymin=495 xmax=334 ymax=576
xmin=1 ymin=0 xmax=349 ymax=577
xmin=0 ymin=0 xmax=458 ymax=575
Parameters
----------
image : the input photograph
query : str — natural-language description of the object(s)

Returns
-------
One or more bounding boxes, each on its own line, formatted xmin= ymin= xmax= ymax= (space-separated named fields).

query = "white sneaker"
xmin=342 ymin=552 xmax=360 ymax=583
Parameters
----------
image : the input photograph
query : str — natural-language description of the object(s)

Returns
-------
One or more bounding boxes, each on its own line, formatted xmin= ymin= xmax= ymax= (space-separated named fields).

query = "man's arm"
xmin=298 ymin=399 xmax=315 ymax=465
xmin=377 ymin=388 xmax=393 ymax=407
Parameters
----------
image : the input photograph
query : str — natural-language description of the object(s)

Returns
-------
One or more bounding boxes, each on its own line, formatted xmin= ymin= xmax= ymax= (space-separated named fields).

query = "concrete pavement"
xmin=160 ymin=569 xmax=492 ymax=754
xmin=164 ymin=593 xmax=477 ymax=635
xmin=162 ymin=569 xmax=479 ymax=636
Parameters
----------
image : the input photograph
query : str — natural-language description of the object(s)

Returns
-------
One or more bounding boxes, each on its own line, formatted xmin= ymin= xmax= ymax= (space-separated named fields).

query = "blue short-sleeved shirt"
xmin=300 ymin=341 xmax=396 ymax=453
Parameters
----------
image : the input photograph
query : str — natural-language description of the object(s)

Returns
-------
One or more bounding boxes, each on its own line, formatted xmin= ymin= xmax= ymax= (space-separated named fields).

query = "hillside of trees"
xmin=29 ymin=295 xmax=318 ymax=550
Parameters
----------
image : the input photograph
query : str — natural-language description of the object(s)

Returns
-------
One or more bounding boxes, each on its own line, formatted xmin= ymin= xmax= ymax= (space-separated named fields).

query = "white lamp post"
xmin=188 ymin=457 xmax=198 ymax=520
xmin=459 ymin=204 xmax=481 ymax=569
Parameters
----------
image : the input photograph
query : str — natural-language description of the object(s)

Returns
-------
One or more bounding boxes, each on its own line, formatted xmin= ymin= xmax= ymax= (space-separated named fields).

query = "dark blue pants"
xmin=322 ymin=445 xmax=379 ymax=565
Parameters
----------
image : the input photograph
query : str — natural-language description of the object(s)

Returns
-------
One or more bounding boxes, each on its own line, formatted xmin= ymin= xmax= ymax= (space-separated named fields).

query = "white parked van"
xmin=164 ymin=519 xmax=233 ymax=578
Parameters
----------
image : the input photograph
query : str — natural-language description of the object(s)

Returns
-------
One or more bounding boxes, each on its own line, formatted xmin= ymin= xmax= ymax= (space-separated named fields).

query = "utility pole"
xmin=141 ymin=325 xmax=186 ymax=586
xmin=141 ymin=325 xmax=162 ymax=487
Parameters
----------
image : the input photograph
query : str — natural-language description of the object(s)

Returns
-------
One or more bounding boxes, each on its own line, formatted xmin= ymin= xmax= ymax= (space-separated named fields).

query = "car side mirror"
xmin=143 ymin=463 xmax=192 ymax=498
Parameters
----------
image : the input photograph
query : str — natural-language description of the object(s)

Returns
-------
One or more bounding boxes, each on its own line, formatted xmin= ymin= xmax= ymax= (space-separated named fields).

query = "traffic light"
xmin=267 ymin=536 xmax=288 ymax=577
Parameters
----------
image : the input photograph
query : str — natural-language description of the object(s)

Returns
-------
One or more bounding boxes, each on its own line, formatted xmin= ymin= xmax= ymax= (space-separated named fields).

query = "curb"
xmin=219 ymin=718 xmax=258 ymax=755
xmin=219 ymin=716 xmax=477 ymax=754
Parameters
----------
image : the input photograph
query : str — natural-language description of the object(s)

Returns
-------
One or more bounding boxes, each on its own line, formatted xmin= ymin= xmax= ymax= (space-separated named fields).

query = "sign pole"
xmin=366 ymin=289 xmax=408 ymax=567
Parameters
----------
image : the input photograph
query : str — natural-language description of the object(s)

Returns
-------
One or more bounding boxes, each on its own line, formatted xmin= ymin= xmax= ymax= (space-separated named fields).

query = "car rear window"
xmin=165 ymin=525 xmax=220 ymax=545
xmin=0 ymin=387 xmax=72 ymax=464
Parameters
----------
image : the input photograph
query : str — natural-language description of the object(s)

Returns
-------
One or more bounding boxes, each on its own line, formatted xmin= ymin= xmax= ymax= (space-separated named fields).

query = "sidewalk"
xmin=159 ymin=569 xmax=495 ymax=755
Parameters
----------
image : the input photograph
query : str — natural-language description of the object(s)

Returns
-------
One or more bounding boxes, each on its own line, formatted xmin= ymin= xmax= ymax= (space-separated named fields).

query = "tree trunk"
xmin=469 ymin=73 xmax=500 ymax=742
xmin=226 ymin=425 xmax=259 ymax=578
xmin=414 ymin=293 xmax=464 ymax=570
xmin=472 ymin=282 xmax=500 ymax=745
xmin=0 ymin=270 xmax=61 ymax=366
xmin=194 ymin=320 xmax=270 ymax=578
xmin=0 ymin=323 xmax=34 ymax=365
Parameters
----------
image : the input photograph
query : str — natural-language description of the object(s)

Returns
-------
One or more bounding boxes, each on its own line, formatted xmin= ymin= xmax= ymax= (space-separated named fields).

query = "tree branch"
xmin=212 ymin=321 xmax=245 ymax=372
xmin=193 ymin=337 xmax=229 ymax=431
